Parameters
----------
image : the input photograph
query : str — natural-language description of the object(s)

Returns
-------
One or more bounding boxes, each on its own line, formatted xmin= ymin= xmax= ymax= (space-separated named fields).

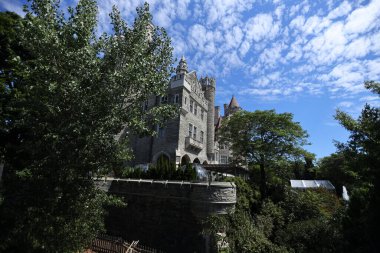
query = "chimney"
xmin=223 ymin=103 xmax=228 ymax=116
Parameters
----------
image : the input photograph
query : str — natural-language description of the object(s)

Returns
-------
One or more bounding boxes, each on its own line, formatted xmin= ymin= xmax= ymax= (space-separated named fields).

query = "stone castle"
xmin=130 ymin=57 xmax=241 ymax=166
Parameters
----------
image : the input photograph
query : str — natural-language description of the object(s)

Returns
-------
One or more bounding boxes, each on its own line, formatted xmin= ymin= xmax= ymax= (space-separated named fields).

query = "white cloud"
xmin=176 ymin=0 xmax=191 ymax=20
xmin=326 ymin=62 xmax=365 ymax=93
xmin=337 ymin=101 xmax=353 ymax=108
xmin=188 ymin=24 xmax=220 ymax=55
xmin=274 ymin=4 xmax=285 ymax=19
xmin=202 ymin=0 xmax=255 ymax=25
xmin=303 ymin=15 xmax=331 ymax=35
xmin=289 ymin=3 xmax=302 ymax=17
xmin=327 ymin=1 xmax=352 ymax=20
xmin=240 ymin=88 xmax=282 ymax=96
xmin=268 ymin=71 xmax=281 ymax=81
xmin=289 ymin=15 xmax=305 ymax=31
xmin=239 ymin=40 xmax=251 ymax=57
xmin=245 ymin=13 xmax=280 ymax=42
xmin=360 ymin=95 xmax=380 ymax=102
xmin=224 ymin=26 xmax=244 ymax=49
xmin=257 ymin=43 xmax=285 ymax=68
xmin=304 ymin=22 xmax=347 ymax=64
xmin=344 ymin=0 xmax=380 ymax=35
xmin=344 ymin=37 xmax=371 ymax=59
xmin=370 ymin=31 xmax=380 ymax=54
xmin=365 ymin=59 xmax=380 ymax=80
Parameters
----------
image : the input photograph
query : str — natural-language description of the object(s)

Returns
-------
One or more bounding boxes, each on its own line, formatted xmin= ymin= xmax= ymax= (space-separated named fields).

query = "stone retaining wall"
xmin=95 ymin=178 xmax=236 ymax=253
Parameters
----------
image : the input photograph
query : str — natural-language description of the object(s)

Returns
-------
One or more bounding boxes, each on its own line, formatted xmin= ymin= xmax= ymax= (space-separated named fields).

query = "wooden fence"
xmin=89 ymin=234 xmax=164 ymax=253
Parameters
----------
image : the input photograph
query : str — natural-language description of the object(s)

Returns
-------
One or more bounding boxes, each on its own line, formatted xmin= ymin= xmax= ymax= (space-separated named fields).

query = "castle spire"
xmin=229 ymin=95 xmax=240 ymax=108
xmin=176 ymin=56 xmax=188 ymax=75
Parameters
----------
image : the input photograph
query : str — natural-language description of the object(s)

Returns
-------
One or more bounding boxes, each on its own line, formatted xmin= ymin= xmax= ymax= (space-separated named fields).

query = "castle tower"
xmin=225 ymin=95 xmax=241 ymax=117
xmin=201 ymin=77 xmax=216 ymax=161
xmin=176 ymin=56 xmax=188 ymax=75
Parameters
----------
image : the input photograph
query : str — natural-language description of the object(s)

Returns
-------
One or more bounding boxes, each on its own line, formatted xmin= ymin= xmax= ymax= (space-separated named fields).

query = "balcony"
xmin=185 ymin=136 xmax=203 ymax=151
xmin=180 ymin=106 xmax=188 ymax=115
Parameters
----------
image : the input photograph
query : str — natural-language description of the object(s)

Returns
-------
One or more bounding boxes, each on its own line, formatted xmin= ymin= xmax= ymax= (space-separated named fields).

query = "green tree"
xmin=0 ymin=12 xmax=30 ymax=161
xmin=220 ymin=110 xmax=309 ymax=198
xmin=317 ymin=151 xmax=358 ymax=196
xmin=272 ymin=189 xmax=344 ymax=253
xmin=334 ymin=81 xmax=380 ymax=252
xmin=0 ymin=0 xmax=176 ymax=252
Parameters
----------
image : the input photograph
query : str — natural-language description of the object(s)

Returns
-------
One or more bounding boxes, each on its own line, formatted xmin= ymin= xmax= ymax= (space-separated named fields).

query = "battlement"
xmin=200 ymin=76 xmax=216 ymax=88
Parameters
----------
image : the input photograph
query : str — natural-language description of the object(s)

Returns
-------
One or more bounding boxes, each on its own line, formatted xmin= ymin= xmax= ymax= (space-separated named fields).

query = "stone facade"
xmin=130 ymin=57 xmax=241 ymax=166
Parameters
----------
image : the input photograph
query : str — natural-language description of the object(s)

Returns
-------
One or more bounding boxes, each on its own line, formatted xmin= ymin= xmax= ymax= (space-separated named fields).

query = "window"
xmin=194 ymin=103 xmax=197 ymax=115
xmin=174 ymin=94 xmax=179 ymax=104
xmin=193 ymin=126 xmax=197 ymax=140
xmin=190 ymin=100 xmax=193 ymax=113
xmin=201 ymin=109 xmax=204 ymax=120
xmin=143 ymin=100 xmax=148 ymax=111
xmin=200 ymin=131 xmax=204 ymax=143
xmin=184 ymin=96 xmax=187 ymax=105
xmin=189 ymin=123 xmax=193 ymax=137
xmin=161 ymin=95 xmax=168 ymax=104
xmin=156 ymin=124 xmax=164 ymax=137
xmin=220 ymin=155 xmax=228 ymax=164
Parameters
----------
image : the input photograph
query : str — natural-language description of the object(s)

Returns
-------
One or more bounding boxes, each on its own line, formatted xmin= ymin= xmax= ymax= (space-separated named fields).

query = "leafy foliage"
xmin=206 ymin=110 xmax=344 ymax=253
xmin=332 ymin=81 xmax=380 ymax=252
xmin=220 ymin=110 xmax=309 ymax=198
xmin=118 ymin=162 xmax=197 ymax=181
xmin=0 ymin=0 xmax=176 ymax=252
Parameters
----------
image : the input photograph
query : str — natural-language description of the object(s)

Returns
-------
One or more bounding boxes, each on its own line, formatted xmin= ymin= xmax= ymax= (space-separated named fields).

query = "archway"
xmin=193 ymin=158 xmax=200 ymax=164
xmin=153 ymin=151 xmax=170 ymax=164
xmin=156 ymin=154 xmax=170 ymax=165
xmin=181 ymin=155 xmax=190 ymax=166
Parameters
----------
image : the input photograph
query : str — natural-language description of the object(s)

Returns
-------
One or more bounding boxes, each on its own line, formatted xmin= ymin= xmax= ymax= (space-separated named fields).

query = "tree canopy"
xmin=220 ymin=110 xmax=309 ymax=197
xmin=333 ymin=81 xmax=380 ymax=252
xmin=0 ymin=0 xmax=176 ymax=252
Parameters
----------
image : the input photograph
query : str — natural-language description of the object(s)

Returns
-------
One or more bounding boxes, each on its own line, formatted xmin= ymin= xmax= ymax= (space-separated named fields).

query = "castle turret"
xmin=176 ymin=56 xmax=188 ymax=75
xmin=225 ymin=96 xmax=241 ymax=117
xmin=201 ymin=77 xmax=216 ymax=162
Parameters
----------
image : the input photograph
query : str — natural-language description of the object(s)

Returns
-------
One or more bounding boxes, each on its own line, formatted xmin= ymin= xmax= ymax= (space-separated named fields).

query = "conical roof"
xmin=228 ymin=96 xmax=240 ymax=108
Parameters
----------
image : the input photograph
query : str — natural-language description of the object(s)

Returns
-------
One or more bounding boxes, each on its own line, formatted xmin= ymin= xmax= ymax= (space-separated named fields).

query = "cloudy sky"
xmin=1 ymin=0 xmax=380 ymax=158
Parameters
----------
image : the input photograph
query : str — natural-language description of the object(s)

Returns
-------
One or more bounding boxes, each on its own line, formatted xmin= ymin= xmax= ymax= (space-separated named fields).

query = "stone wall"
xmin=96 ymin=178 xmax=236 ymax=253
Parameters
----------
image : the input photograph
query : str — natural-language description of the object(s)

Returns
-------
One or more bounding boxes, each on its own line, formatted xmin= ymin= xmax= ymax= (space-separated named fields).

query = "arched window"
xmin=181 ymin=155 xmax=190 ymax=166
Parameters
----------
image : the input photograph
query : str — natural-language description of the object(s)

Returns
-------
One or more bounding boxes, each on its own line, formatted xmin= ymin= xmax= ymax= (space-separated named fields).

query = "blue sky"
xmin=1 ymin=0 xmax=380 ymax=159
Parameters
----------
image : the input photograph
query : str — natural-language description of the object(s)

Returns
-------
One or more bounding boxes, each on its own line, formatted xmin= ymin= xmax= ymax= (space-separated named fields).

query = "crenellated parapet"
xmin=200 ymin=76 xmax=216 ymax=90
